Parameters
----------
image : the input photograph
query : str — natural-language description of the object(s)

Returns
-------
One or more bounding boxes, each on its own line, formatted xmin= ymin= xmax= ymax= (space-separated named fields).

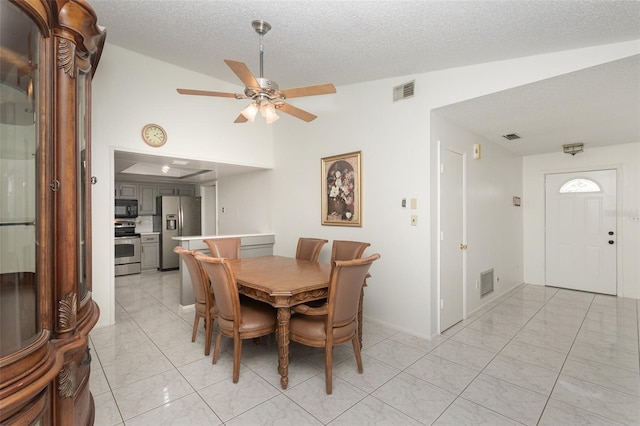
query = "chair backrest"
xmin=204 ymin=237 xmax=241 ymax=259
xmin=196 ymin=254 xmax=240 ymax=323
xmin=296 ymin=237 xmax=329 ymax=263
xmin=328 ymin=254 xmax=380 ymax=327
xmin=330 ymin=240 xmax=371 ymax=263
xmin=174 ymin=246 xmax=212 ymax=309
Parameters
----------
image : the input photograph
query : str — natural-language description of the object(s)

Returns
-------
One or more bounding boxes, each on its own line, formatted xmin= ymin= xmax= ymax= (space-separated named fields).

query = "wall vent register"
xmin=480 ymin=268 xmax=494 ymax=297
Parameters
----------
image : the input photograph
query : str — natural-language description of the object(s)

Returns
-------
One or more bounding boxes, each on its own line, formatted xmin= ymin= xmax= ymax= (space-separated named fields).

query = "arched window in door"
xmin=559 ymin=178 xmax=601 ymax=193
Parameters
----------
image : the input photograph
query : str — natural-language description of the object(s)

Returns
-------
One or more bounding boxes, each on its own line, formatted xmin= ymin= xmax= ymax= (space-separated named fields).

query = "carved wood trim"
xmin=58 ymin=363 xmax=76 ymax=398
xmin=57 ymin=38 xmax=76 ymax=78
xmin=291 ymin=289 xmax=328 ymax=304
xmin=58 ymin=292 xmax=77 ymax=332
xmin=237 ymin=285 xmax=274 ymax=305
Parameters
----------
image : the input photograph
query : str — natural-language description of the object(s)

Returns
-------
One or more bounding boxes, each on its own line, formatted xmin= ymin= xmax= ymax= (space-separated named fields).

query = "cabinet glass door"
xmin=78 ymin=69 xmax=89 ymax=300
xmin=0 ymin=2 xmax=41 ymax=357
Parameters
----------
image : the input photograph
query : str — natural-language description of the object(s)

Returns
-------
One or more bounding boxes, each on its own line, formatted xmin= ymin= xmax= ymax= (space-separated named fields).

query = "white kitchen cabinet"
xmin=157 ymin=184 xmax=195 ymax=196
xmin=176 ymin=186 xmax=195 ymax=196
xmin=115 ymin=181 xmax=138 ymax=199
xmin=139 ymin=185 xmax=157 ymax=214
xmin=141 ymin=234 xmax=159 ymax=270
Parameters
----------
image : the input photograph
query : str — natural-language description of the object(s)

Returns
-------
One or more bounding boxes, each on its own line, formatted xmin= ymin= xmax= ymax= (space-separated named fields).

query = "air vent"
xmin=502 ymin=133 xmax=521 ymax=140
xmin=480 ymin=269 xmax=494 ymax=297
xmin=393 ymin=80 xmax=415 ymax=101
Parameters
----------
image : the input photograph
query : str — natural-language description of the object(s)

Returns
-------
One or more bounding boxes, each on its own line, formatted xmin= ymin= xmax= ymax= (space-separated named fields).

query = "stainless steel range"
xmin=114 ymin=219 xmax=141 ymax=276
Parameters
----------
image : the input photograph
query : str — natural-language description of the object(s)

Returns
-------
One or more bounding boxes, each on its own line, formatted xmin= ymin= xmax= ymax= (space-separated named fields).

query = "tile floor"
xmin=92 ymin=271 xmax=640 ymax=425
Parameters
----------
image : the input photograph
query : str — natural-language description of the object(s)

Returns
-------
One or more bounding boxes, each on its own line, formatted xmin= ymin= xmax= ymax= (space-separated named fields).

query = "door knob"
xmin=459 ymin=244 xmax=468 ymax=250
xmin=608 ymin=231 xmax=614 ymax=235
xmin=608 ymin=240 xmax=615 ymax=245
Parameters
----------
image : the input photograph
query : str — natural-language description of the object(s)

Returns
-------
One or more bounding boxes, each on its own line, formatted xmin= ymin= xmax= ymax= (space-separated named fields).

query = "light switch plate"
xmin=410 ymin=198 xmax=417 ymax=209
xmin=474 ymin=143 xmax=481 ymax=159
xmin=411 ymin=215 xmax=417 ymax=226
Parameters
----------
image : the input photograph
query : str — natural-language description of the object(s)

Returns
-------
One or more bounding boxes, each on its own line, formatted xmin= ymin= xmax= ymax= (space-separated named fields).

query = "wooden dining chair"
xmin=174 ymin=246 xmax=217 ymax=356
xmin=295 ymin=237 xmax=328 ymax=263
xmin=204 ymin=237 xmax=241 ymax=259
xmin=331 ymin=240 xmax=371 ymax=348
xmin=195 ymin=253 xmax=277 ymax=383
xmin=289 ymin=253 xmax=380 ymax=394
xmin=331 ymin=240 xmax=371 ymax=262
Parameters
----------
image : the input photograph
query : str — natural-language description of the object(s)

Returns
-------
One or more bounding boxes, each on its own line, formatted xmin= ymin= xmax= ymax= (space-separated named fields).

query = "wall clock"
xmin=141 ymin=123 xmax=167 ymax=147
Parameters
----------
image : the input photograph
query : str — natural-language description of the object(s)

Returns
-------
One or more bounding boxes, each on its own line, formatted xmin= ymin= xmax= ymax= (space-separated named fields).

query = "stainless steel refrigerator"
xmin=155 ymin=195 xmax=201 ymax=270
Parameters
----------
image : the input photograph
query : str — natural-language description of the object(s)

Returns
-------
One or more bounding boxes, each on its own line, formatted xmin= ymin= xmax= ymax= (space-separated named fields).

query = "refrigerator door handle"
xmin=178 ymin=206 xmax=183 ymax=235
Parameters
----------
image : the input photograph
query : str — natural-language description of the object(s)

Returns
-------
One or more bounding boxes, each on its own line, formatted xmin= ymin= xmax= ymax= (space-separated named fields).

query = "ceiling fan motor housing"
xmin=245 ymin=77 xmax=281 ymax=100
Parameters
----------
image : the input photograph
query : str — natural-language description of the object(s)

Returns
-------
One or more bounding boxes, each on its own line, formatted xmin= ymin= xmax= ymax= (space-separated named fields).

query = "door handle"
xmin=608 ymin=240 xmax=615 ymax=245
xmin=608 ymin=231 xmax=614 ymax=235
xmin=459 ymin=244 xmax=468 ymax=250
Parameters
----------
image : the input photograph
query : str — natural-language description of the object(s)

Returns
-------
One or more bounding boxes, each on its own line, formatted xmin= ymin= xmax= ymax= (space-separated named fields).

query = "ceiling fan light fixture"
xmin=240 ymin=102 xmax=259 ymax=122
xmin=176 ymin=20 xmax=336 ymax=124
xmin=259 ymin=101 xmax=279 ymax=123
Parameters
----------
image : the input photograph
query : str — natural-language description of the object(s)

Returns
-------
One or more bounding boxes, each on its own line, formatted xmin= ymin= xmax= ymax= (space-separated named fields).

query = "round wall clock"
xmin=141 ymin=123 xmax=167 ymax=147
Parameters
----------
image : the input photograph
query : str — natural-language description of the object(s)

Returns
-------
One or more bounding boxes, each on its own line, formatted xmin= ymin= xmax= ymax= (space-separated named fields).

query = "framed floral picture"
xmin=321 ymin=151 xmax=362 ymax=226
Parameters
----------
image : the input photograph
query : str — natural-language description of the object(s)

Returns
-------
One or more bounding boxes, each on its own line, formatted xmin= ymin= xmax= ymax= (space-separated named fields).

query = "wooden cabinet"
xmin=0 ymin=1 xmax=105 ymax=424
xmin=115 ymin=182 xmax=138 ymax=199
xmin=157 ymin=185 xmax=178 ymax=196
xmin=139 ymin=185 xmax=158 ymax=214
xmin=115 ymin=182 xmax=196 ymax=215
xmin=158 ymin=184 xmax=196 ymax=196
xmin=141 ymin=234 xmax=160 ymax=270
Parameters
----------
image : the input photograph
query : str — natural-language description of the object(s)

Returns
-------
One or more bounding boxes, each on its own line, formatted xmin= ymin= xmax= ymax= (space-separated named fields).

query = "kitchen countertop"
xmin=172 ymin=233 xmax=274 ymax=241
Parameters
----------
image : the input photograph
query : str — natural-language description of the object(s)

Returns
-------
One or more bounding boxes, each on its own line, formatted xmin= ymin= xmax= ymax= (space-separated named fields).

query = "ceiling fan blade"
xmin=278 ymin=103 xmax=317 ymax=122
xmin=280 ymin=83 xmax=336 ymax=99
xmin=177 ymin=88 xmax=243 ymax=98
xmin=234 ymin=114 xmax=248 ymax=124
xmin=224 ymin=59 xmax=260 ymax=88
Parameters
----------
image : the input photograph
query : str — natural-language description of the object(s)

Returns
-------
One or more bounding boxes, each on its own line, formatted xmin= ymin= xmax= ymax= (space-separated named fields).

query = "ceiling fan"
xmin=177 ymin=20 xmax=336 ymax=124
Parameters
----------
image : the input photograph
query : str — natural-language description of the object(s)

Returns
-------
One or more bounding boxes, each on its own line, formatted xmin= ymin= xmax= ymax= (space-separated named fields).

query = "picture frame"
xmin=321 ymin=151 xmax=362 ymax=226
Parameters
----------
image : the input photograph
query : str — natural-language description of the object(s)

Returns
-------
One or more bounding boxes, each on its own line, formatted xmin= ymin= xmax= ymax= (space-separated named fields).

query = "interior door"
xmin=440 ymin=149 xmax=464 ymax=332
xmin=545 ymin=169 xmax=617 ymax=294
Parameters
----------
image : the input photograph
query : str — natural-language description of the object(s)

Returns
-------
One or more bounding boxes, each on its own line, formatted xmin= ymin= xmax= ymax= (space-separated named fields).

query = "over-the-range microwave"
xmin=115 ymin=199 xmax=138 ymax=218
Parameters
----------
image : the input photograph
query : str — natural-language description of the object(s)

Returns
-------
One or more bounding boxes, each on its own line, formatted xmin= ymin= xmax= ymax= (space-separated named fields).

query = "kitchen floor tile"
xmin=90 ymin=275 xmax=640 ymax=426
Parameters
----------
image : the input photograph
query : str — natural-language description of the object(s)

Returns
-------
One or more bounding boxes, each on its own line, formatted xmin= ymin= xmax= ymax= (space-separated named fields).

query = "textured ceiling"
xmin=436 ymin=55 xmax=640 ymax=156
xmin=91 ymin=0 xmax=640 ymax=88
xmin=91 ymin=0 xmax=640 ymax=175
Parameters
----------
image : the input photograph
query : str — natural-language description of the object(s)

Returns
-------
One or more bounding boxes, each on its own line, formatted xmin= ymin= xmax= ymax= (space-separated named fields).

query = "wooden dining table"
xmin=227 ymin=255 xmax=333 ymax=389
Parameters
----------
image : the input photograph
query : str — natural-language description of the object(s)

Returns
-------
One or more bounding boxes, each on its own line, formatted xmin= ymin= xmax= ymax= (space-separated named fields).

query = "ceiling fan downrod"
xmin=252 ymin=20 xmax=271 ymax=79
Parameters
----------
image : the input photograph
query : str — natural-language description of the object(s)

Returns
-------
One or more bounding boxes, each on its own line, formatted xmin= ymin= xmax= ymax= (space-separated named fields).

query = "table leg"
xmin=276 ymin=307 xmax=291 ymax=389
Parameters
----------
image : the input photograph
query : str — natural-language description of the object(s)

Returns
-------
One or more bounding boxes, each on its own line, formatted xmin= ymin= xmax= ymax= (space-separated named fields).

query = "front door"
xmin=545 ymin=169 xmax=617 ymax=295
xmin=440 ymin=148 xmax=464 ymax=332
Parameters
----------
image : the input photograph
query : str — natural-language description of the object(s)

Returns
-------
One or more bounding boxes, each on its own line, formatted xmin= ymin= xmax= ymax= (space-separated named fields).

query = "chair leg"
xmin=233 ymin=335 xmax=242 ymax=383
xmin=352 ymin=335 xmax=363 ymax=374
xmin=212 ymin=327 xmax=222 ymax=364
xmin=204 ymin=317 xmax=213 ymax=356
xmin=192 ymin=314 xmax=200 ymax=342
xmin=325 ymin=344 xmax=333 ymax=394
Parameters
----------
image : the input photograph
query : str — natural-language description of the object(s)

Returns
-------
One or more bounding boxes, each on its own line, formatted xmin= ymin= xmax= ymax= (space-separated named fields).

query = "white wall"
xmin=431 ymin=114 xmax=524 ymax=316
xmin=216 ymin=170 xmax=274 ymax=235
xmin=91 ymin=40 xmax=640 ymax=333
xmin=91 ymin=45 xmax=275 ymax=327
xmin=523 ymin=142 xmax=640 ymax=299
xmin=272 ymin=41 xmax=639 ymax=338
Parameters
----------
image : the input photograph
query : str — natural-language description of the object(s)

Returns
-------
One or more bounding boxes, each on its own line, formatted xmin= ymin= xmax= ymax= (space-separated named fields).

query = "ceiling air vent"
xmin=502 ymin=133 xmax=521 ymax=140
xmin=393 ymin=80 xmax=415 ymax=101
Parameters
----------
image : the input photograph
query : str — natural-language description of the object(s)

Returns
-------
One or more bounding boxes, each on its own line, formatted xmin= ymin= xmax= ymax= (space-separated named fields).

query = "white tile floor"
xmin=92 ymin=270 xmax=640 ymax=425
